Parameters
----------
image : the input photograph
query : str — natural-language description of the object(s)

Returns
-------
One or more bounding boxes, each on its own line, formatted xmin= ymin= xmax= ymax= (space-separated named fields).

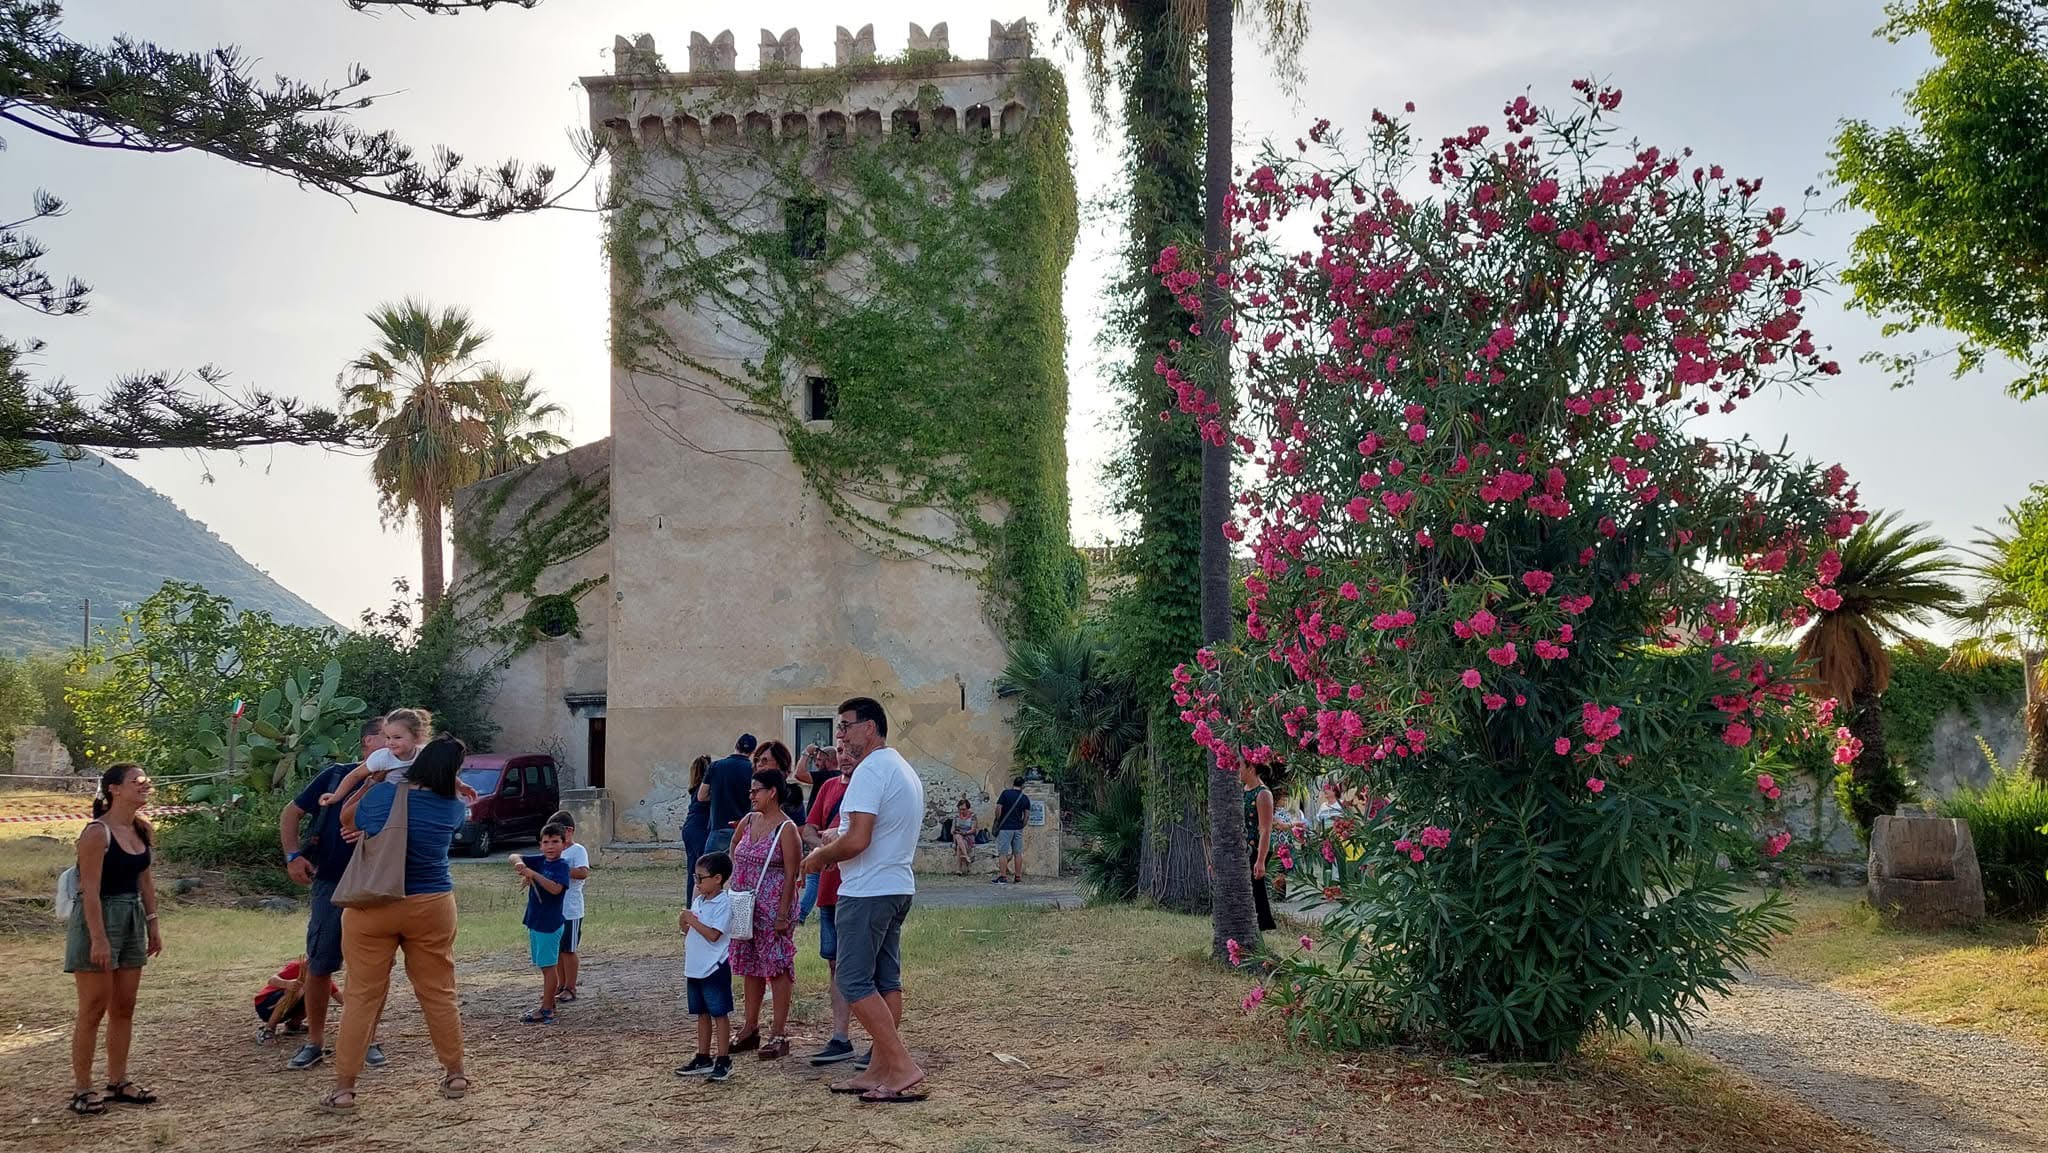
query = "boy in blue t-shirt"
xmin=512 ymin=825 xmax=573 ymax=1025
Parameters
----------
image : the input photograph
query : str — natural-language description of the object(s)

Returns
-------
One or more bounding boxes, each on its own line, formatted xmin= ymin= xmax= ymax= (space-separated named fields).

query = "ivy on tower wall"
xmin=600 ymin=57 xmax=1080 ymax=647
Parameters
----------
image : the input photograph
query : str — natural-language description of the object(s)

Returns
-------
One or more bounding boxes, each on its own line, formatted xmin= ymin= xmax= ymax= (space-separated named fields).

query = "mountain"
xmin=0 ymin=449 xmax=341 ymax=655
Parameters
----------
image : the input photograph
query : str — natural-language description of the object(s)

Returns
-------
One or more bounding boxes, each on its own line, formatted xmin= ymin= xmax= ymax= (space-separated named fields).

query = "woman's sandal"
xmin=440 ymin=1075 xmax=470 ymax=1100
xmin=557 ymin=987 xmax=577 ymax=1003
xmin=730 ymin=1029 xmax=761 ymax=1053
xmin=316 ymin=1089 xmax=356 ymax=1116
xmin=104 ymin=1081 xmax=157 ymax=1106
xmin=68 ymin=1090 xmax=106 ymax=1116
xmin=759 ymin=1035 xmax=790 ymax=1060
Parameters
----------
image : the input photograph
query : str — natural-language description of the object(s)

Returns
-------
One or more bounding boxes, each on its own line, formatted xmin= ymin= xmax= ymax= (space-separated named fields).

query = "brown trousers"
xmin=336 ymin=892 xmax=463 ymax=1081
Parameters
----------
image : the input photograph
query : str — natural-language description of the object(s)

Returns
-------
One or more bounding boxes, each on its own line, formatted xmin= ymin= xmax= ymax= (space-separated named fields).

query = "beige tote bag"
xmin=330 ymin=782 xmax=413 ymax=909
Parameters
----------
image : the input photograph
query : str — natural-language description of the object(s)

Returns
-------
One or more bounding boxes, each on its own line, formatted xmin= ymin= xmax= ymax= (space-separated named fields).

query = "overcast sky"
xmin=9 ymin=0 xmax=2043 ymax=630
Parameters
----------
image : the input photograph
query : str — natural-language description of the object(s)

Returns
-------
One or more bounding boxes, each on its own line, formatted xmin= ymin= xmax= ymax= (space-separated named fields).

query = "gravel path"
xmin=1686 ymin=972 xmax=2048 ymax=1153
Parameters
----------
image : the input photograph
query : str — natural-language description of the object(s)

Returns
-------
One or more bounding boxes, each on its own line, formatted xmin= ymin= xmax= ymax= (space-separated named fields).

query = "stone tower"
xmin=554 ymin=21 xmax=1076 ymax=843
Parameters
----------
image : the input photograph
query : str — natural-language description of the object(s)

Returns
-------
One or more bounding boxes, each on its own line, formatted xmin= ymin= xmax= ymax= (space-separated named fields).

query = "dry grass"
xmin=0 ymin=858 xmax=1884 ymax=1153
xmin=1763 ymin=885 xmax=2048 ymax=1047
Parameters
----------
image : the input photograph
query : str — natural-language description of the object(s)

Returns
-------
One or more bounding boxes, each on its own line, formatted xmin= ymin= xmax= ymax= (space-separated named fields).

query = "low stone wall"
xmin=1779 ymin=698 xmax=2025 ymax=855
xmin=5 ymin=726 xmax=84 ymax=789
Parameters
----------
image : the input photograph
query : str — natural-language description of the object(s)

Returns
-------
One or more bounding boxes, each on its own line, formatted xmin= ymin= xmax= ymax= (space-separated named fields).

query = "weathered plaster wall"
xmin=453 ymin=438 xmax=612 ymax=786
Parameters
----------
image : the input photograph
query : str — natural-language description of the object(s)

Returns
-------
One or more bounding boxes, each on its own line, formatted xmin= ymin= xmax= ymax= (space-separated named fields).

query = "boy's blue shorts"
xmin=687 ymin=962 xmax=734 ymax=1018
xmin=529 ymin=926 xmax=565 ymax=968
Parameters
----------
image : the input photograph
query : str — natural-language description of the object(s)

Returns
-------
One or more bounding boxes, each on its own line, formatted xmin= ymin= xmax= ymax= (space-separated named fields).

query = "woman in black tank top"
xmin=65 ymin=763 xmax=162 ymax=1116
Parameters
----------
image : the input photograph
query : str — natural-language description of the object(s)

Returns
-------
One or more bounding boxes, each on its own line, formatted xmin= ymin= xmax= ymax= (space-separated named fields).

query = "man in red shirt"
xmin=801 ymin=744 xmax=858 ymax=1066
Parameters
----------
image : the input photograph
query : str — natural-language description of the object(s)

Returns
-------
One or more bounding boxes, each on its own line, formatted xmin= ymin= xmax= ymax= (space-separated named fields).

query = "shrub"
xmin=155 ymin=786 xmax=302 ymax=892
xmin=1166 ymin=83 xmax=1862 ymax=1057
xmin=1077 ymin=770 xmax=1144 ymax=904
xmin=1938 ymin=740 xmax=2048 ymax=916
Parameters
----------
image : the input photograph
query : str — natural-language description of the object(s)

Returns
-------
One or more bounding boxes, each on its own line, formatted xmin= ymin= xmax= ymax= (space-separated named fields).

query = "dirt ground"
xmin=0 ymin=859 xmax=1886 ymax=1153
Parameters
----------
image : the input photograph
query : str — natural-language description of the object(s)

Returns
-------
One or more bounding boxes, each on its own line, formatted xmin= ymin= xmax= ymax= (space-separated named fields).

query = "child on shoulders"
xmin=676 ymin=851 xmax=734 ymax=1082
xmin=513 ymin=825 xmax=573 ymax=1025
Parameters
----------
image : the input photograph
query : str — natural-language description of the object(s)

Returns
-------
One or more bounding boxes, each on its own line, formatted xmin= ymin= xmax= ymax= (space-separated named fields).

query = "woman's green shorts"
xmin=64 ymin=892 xmax=147 ymax=973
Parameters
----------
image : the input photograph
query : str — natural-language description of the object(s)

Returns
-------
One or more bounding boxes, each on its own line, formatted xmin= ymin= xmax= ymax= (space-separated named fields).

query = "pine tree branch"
xmin=0 ymin=0 xmax=589 ymax=220
xmin=1 ymin=338 xmax=358 ymax=472
xmin=346 ymin=0 xmax=541 ymax=10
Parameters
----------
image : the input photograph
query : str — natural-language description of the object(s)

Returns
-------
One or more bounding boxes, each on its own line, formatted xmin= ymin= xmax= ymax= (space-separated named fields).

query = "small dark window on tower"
xmin=786 ymin=197 xmax=826 ymax=260
xmin=805 ymin=376 xmax=838 ymax=422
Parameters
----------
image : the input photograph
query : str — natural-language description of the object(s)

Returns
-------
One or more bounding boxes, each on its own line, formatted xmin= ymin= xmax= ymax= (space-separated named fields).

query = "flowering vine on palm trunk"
xmin=1160 ymin=82 xmax=1866 ymax=1058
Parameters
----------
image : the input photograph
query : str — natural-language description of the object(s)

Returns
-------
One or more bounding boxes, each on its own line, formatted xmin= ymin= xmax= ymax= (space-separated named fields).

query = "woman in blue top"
xmin=319 ymin=734 xmax=472 ymax=1115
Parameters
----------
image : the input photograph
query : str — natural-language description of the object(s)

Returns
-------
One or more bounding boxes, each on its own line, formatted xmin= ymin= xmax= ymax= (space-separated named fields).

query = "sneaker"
xmin=674 ymin=1054 xmax=714 ymax=1077
xmin=853 ymin=1047 xmax=873 ymax=1070
xmin=989 ymin=876 xmax=1007 ymax=884
xmin=807 ymin=1037 xmax=857 ymax=1066
xmin=520 ymin=1008 xmax=557 ymax=1025
xmin=286 ymin=1044 xmax=324 ymax=1071
xmin=363 ymin=1044 xmax=388 ymax=1069
xmin=708 ymin=1058 xmax=734 ymax=1083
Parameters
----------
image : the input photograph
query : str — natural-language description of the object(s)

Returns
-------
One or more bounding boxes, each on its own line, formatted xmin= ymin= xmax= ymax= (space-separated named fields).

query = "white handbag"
xmin=725 ymin=817 xmax=793 ymax=942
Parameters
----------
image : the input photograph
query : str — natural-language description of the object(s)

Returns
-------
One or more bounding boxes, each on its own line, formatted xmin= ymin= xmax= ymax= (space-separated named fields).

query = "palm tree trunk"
xmin=419 ymin=495 xmax=447 ymax=613
xmin=1202 ymin=0 xmax=1258 ymax=960
xmin=1846 ymin=688 xmax=1895 ymax=831
xmin=2025 ymin=649 xmax=2047 ymax=778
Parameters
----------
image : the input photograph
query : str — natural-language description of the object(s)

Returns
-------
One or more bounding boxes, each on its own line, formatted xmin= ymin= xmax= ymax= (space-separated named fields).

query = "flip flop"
xmin=828 ymin=1082 xmax=873 ymax=1095
xmin=859 ymin=1085 xmax=929 ymax=1104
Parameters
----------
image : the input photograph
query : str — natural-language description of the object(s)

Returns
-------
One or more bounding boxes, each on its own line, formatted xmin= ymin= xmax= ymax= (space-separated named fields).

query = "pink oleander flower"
xmin=1299 ymin=935 xmax=1314 ymax=951
xmin=1522 ymin=570 xmax=1555 ymax=595
xmin=1756 ymin=773 xmax=1776 ymax=795
xmin=1226 ymin=938 xmax=1245 ymax=967
xmin=1586 ymin=777 xmax=1605 ymax=794
xmin=1722 ymin=722 xmax=1753 ymax=748
xmin=1321 ymin=839 xmax=1337 ymax=864
xmin=1461 ymin=668 xmax=1483 ymax=688
xmin=1241 ymin=984 xmax=1267 ymax=1012
xmin=1419 ymin=826 xmax=1451 ymax=850
xmin=1483 ymin=693 xmax=1507 ymax=711
xmin=1555 ymin=737 xmax=1572 ymax=755
xmin=1487 ymin=642 xmax=1518 ymax=667
xmin=1764 ymin=831 xmax=1793 ymax=858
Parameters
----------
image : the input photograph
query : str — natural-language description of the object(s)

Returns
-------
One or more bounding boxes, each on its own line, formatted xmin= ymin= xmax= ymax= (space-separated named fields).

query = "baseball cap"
xmin=736 ymin=732 xmax=758 ymax=754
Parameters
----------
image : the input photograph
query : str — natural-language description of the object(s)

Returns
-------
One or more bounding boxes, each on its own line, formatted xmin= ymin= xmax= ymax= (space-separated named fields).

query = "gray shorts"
xmin=833 ymin=893 xmax=912 ymax=1003
xmin=306 ymin=879 xmax=345 ymax=975
xmin=996 ymin=828 xmax=1024 ymax=856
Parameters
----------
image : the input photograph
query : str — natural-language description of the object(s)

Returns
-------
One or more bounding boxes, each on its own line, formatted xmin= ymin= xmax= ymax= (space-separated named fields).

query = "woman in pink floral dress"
xmin=727 ymin=768 xmax=802 ymax=1059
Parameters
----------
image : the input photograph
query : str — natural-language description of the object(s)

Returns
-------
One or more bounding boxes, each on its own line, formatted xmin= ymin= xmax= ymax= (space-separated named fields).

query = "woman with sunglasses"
xmin=65 ymin=763 xmax=162 ymax=1115
xmin=725 ymin=768 xmax=802 ymax=1059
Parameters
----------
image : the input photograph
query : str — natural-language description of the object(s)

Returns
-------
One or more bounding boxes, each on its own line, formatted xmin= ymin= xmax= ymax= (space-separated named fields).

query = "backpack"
xmin=54 ymin=819 xmax=100 ymax=920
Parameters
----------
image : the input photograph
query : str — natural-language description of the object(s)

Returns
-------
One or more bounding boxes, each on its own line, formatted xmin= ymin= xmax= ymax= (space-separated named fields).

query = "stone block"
xmin=987 ymin=18 xmax=1031 ymax=60
xmin=689 ymin=30 xmax=736 ymax=72
xmin=1867 ymin=814 xmax=1985 ymax=928
xmin=760 ymin=27 xmax=801 ymax=68
xmin=561 ymin=787 xmax=615 ymax=846
xmin=908 ymin=22 xmax=948 ymax=55
xmin=836 ymin=24 xmax=875 ymax=66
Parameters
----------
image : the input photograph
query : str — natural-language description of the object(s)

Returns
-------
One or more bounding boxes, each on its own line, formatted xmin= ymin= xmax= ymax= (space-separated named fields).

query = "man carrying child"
xmin=512 ymin=825 xmax=572 ymax=1025
xmin=676 ymin=851 xmax=736 ymax=1083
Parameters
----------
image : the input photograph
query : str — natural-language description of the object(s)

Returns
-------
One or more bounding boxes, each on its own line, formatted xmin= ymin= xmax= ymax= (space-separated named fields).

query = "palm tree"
xmin=476 ymin=368 xmax=569 ymax=477
xmin=998 ymin=629 xmax=1147 ymax=810
xmin=1794 ymin=512 xmax=1966 ymax=830
xmin=341 ymin=299 xmax=562 ymax=612
xmin=1948 ymin=499 xmax=2048 ymax=775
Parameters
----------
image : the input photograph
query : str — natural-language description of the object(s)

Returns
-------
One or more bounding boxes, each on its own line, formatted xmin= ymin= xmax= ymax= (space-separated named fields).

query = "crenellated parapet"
xmin=585 ymin=19 xmax=1044 ymax=151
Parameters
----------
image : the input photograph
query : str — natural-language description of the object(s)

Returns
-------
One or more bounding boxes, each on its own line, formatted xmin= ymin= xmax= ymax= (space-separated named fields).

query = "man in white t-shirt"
xmin=548 ymin=809 xmax=593 ymax=1002
xmin=801 ymin=696 xmax=926 ymax=1103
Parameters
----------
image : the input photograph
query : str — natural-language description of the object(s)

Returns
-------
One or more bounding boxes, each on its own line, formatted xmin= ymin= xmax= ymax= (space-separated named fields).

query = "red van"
xmin=451 ymin=754 xmax=561 ymax=857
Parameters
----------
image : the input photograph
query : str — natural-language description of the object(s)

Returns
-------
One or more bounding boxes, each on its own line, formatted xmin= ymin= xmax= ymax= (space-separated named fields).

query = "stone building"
xmin=453 ymin=20 xmax=1075 ymax=870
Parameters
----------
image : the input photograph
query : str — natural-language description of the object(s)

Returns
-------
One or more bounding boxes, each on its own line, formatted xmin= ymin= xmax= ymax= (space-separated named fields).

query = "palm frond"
xmin=1793 ymin=510 xmax=1965 ymax=698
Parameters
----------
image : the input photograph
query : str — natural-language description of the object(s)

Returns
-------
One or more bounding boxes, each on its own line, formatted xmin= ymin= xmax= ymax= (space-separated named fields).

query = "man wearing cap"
xmin=700 ymin=733 xmax=758 ymax=855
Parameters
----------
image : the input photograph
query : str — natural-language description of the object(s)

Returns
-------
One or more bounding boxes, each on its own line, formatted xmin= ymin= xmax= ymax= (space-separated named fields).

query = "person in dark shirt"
xmin=992 ymin=776 xmax=1032 ymax=885
xmin=278 ymin=719 xmax=386 ymax=1071
xmin=514 ymin=827 xmax=573 ymax=1025
xmin=701 ymin=733 xmax=758 ymax=855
